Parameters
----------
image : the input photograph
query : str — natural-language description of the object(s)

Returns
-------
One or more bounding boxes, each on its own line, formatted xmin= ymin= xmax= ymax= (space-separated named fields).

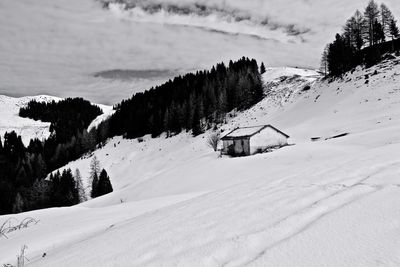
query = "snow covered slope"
xmin=87 ymin=108 xmax=115 ymax=132
xmin=2 ymin=61 xmax=400 ymax=266
xmin=0 ymin=95 xmax=61 ymax=145
xmin=0 ymin=95 xmax=112 ymax=145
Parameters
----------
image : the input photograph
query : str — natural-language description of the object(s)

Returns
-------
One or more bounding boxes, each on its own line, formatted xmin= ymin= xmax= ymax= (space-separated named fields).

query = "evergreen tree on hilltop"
xmin=60 ymin=169 xmax=80 ymax=206
xmin=19 ymin=98 xmax=103 ymax=144
xmin=322 ymin=1 xmax=400 ymax=76
xmin=96 ymin=169 xmax=113 ymax=197
xmin=90 ymin=155 xmax=101 ymax=183
xmin=389 ymin=19 xmax=399 ymax=40
xmin=192 ymin=102 xmax=204 ymax=136
xmin=3 ymin=131 xmax=26 ymax=161
xmin=260 ymin=62 xmax=266 ymax=74
xmin=380 ymin=3 xmax=394 ymax=37
xmin=0 ymin=129 xmax=95 ymax=214
xmin=320 ymin=45 xmax=329 ymax=76
xmin=91 ymin=171 xmax=99 ymax=198
xmin=107 ymin=57 xmax=263 ymax=139
xmin=16 ymin=97 xmax=105 ymax=179
xmin=25 ymin=179 xmax=52 ymax=211
xmin=89 ymin=155 xmax=101 ymax=198
xmin=327 ymin=34 xmax=354 ymax=76
xmin=75 ymin=168 xmax=87 ymax=203
xmin=373 ymin=19 xmax=385 ymax=43
xmin=343 ymin=10 xmax=365 ymax=51
xmin=50 ymin=169 xmax=80 ymax=207
xmin=364 ymin=0 xmax=380 ymax=46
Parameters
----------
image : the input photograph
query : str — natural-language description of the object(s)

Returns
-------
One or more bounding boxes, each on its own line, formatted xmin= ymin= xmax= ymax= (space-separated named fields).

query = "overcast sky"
xmin=0 ymin=0 xmax=399 ymax=104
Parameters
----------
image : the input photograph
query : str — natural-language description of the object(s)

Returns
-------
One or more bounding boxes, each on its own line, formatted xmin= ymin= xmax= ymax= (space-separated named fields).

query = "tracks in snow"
xmin=222 ymin=162 xmax=400 ymax=266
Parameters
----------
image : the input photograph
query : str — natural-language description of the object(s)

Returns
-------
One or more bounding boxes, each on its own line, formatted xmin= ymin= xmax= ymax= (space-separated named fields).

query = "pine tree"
xmin=89 ymin=155 xmax=100 ymax=182
xmin=97 ymin=118 xmax=110 ymax=144
xmin=163 ymin=108 xmax=171 ymax=137
xmin=327 ymin=34 xmax=355 ymax=76
xmin=380 ymin=3 xmax=394 ymax=37
xmin=353 ymin=10 xmax=365 ymax=50
xmin=96 ymin=169 xmax=113 ymax=197
xmin=343 ymin=10 xmax=365 ymax=51
xmin=3 ymin=131 xmax=26 ymax=161
xmin=389 ymin=19 xmax=399 ymax=40
xmin=364 ymin=0 xmax=380 ymax=46
xmin=260 ymin=62 xmax=266 ymax=74
xmin=15 ymin=163 xmax=29 ymax=187
xmin=74 ymin=168 xmax=87 ymax=202
xmin=192 ymin=101 xmax=204 ymax=136
xmin=59 ymin=169 xmax=80 ymax=206
xmin=320 ymin=45 xmax=329 ymax=75
xmin=0 ymin=181 xmax=14 ymax=215
xmin=12 ymin=192 xmax=24 ymax=213
xmin=91 ymin=172 xmax=99 ymax=198
xmin=373 ymin=19 xmax=385 ymax=43
xmin=28 ymin=179 xmax=51 ymax=210
xmin=32 ymin=153 xmax=47 ymax=180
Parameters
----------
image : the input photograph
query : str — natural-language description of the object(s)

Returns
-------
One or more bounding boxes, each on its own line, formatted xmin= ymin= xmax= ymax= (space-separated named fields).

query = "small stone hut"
xmin=221 ymin=125 xmax=289 ymax=156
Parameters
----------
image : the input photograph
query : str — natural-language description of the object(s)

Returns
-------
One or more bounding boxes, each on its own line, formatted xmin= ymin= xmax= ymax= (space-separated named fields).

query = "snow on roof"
xmin=222 ymin=125 xmax=290 ymax=140
xmin=223 ymin=126 xmax=266 ymax=138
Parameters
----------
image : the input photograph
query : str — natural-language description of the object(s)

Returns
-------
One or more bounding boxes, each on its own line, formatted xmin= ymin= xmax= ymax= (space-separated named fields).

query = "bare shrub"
xmin=207 ymin=132 xmax=220 ymax=152
xmin=4 ymin=245 xmax=30 ymax=267
xmin=17 ymin=245 xmax=28 ymax=267
xmin=1 ymin=218 xmax=39 ymax=239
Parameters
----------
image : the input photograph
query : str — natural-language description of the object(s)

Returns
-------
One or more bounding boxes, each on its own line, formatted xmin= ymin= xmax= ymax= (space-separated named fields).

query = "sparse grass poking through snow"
xmin=0 ymin=218 xmax=39 ymax=239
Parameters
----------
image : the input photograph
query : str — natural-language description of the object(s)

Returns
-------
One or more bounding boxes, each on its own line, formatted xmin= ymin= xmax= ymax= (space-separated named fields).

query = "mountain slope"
xmin=0 ymin=95 xmax=113 ymax=145
xmin=1 ymin=61 xmax=400 ymax=266
xmin=0 ymin=95 xmax=61 ymax=145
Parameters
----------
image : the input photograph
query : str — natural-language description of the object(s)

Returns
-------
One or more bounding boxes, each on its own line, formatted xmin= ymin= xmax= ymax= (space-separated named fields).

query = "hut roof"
xmin=221 ymin=125 xmax=289 ymax=140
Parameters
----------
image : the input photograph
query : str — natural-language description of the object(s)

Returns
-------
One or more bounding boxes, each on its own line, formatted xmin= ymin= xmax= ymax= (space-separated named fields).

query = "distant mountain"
xmin=0 ymin=95 xmax=61 ymax=145
xmin=0 ymin=95 xmax=112 ymax=145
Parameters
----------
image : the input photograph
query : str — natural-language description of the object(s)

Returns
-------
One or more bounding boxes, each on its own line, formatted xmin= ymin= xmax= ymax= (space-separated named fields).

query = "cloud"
xmin=1 ymin=0 xmax=400 ymax=104
xmin=105 ymin=1 xmax=311 ymax=42
xmin=93 ymin=69 xmax=175 ymax=80
xmin=104 ymin=0 xmax=400 ymax=42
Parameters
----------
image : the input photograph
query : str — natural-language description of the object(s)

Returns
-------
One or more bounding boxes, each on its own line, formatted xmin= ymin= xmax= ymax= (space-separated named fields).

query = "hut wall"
xmin=222 ymin=140 xmax=234 ymax=154
xmin=222 ymin=139 xmax=250 ymax=156
xmin=233 ymin=138 xmax=250 ymax=156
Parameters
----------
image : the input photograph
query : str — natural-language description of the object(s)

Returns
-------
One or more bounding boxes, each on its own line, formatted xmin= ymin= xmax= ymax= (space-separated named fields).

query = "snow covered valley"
xmin=1 ymin=61 xmax=400 ymax=266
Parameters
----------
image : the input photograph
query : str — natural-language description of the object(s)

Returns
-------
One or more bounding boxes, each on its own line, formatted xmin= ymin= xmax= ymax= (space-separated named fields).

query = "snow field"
xmin=1 ymin=61 xmax=400 ymax=266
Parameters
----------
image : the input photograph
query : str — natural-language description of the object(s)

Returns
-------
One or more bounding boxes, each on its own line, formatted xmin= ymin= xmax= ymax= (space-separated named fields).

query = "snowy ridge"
xmin=262 ymin=67 xmax=320 ymax=107
xmin=0 ymin=95 xmax=61 ymax=145
xmin=2 ymin=61 xmax=400 ymax=266
xmin=262 ymin=67 xmax=320 ymax=82
xmin=0 ymin=94 xmax=112 ymax=145
xmin=87 ymin=107 xmax=115 ymax=132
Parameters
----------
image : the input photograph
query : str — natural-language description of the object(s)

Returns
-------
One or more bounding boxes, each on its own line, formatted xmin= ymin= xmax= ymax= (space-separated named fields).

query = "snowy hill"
xmin=0 ymin=95 xmax=61 ymax=145
xmin=0 ymin=95 xmax=113 ymax=145
xmin=2 ymin=61 xmax=400 ymax=266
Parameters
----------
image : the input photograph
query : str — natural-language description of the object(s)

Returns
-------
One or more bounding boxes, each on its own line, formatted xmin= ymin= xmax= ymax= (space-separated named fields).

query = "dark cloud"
xmin=285 ymin=24 xmax=311 ymax=37
xmin=94 ymin=69 xmax=175 ymax=80
xmin=103 ymin=0 xmax=312 ymax=40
